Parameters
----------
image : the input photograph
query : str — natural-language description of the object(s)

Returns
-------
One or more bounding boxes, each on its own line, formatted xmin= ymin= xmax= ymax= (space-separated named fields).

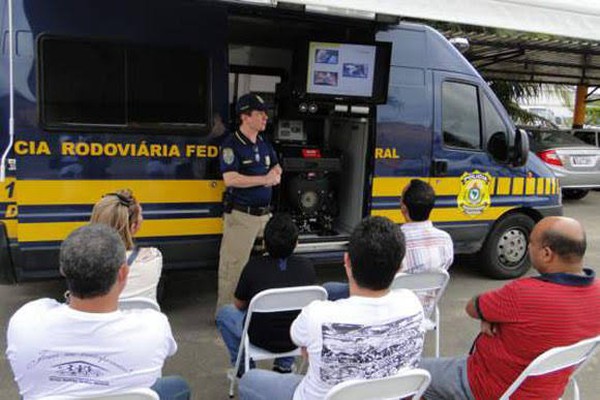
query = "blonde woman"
xmin=90 ymin=189 xmax=162 ymax=302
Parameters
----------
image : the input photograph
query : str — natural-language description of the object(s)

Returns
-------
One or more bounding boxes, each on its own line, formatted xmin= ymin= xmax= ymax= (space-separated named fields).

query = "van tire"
xmin=562 ymin=189 xmax=589 ymax=200
xmin=480 ymin=213 xmax=534 ymax=279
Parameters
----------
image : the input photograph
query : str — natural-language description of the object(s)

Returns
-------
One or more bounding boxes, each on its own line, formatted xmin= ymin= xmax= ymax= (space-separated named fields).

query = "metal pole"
xmin=572 ymin=85 xmax=588 ymax=129
xmin=1 ymin=0 xmax=15 ymax=182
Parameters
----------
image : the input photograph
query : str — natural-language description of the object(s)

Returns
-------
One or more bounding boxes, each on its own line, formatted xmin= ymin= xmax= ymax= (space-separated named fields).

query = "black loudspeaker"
xmin=287 ymin=172 xmax=331 ymax=216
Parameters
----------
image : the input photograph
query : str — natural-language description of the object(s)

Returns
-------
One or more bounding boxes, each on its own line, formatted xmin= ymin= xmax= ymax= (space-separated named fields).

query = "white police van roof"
xmin=226 ymin=0 xmax=600 ymax=42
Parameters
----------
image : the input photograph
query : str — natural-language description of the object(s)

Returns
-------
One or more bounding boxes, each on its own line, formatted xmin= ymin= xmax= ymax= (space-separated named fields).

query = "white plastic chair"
xmin=391 ymin=270 xmax=450 ymax=357
xmin=228 ymin=285 xmax=328 ymax=397
xmin=41 ymin=387 xmax=159 ymax=399
xmin=118 ymin=297 xmax=161 ymax=312
xmin=499 ymin=334 xmax=600 ymax=400
xmin=324 ymin=368 xmax=431 ymax=400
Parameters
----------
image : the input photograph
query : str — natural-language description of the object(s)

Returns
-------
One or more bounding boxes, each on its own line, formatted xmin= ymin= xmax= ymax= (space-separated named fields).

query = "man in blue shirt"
xmin=217 ymin=93 xmax=282 ymax=310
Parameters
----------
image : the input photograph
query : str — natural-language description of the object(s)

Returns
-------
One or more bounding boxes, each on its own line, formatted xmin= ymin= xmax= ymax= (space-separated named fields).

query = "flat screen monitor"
xmin=302 ymin=41 xmax=390 ymax=103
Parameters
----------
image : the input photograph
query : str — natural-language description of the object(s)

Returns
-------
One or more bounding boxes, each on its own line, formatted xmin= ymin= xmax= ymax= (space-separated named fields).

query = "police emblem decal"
xmin=222 ymin=148 xmax=235 ymax=165
xmin=457 ymin=170 xmax=493 ymax=216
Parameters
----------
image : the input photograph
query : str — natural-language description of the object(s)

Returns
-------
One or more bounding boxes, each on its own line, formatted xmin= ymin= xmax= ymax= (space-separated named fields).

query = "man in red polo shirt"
xmin=421 ymin=216 xmax=600 ymax=400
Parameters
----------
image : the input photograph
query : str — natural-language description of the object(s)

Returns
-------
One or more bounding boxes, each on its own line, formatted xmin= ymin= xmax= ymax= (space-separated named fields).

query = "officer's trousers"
xmin=217 ymin=209 xmax=270 ymax=311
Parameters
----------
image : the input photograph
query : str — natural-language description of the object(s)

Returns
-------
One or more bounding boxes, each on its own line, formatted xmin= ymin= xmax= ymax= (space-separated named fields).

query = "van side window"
xmin=442 ymin=81 xmax=481 ymax=150
xmin=482 ymin=95 xmax=508 ymax=138
xmin=39 ymin=37 xmax=210 ymax=132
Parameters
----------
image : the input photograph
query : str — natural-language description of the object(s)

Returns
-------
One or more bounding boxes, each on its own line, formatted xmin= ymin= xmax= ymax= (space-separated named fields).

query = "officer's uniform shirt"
xmin=220 ymin=130 xmax=279 ymax=207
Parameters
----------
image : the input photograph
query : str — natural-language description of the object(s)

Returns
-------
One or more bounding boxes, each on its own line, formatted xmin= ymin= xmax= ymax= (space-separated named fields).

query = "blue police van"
xmin=0 ymin=0 xmax=561 ymax=282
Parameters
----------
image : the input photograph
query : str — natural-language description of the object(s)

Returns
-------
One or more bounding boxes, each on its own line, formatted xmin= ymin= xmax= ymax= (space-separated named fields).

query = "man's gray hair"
xmin=60 ymin=224 xmax=126 ymax=299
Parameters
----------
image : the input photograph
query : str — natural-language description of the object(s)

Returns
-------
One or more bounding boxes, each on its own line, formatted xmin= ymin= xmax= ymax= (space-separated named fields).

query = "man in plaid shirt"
xmin=398 ymin=179 xmax=453 ymax=314
xmin=324 ymin=180 xmax=453 ymax=307
xmin=400 ymin=179 xmax=453 ymax=273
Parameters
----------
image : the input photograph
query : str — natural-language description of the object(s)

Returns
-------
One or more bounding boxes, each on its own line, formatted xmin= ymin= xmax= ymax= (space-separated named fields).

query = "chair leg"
xmin=435 ymin=307 xmax=440 ymax=358
xmin=572 ymin=378 xmax=580 ymax=400
xmin=244 ymin=338 xmax=250 ymax=376
xmin=228 ymin=372 xmax=235 ymax=398
xmin=228 ymin=338 xmax=245 ymax=398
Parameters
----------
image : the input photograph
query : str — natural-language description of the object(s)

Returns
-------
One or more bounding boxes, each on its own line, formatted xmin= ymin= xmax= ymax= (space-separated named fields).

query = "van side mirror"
xmin=487 ymin=130 xmax=529 ymax=167
xmin=512 ymin=128 xmax=529 ymax=167
xmin=487 ymin=131 xmax=510 ymax=163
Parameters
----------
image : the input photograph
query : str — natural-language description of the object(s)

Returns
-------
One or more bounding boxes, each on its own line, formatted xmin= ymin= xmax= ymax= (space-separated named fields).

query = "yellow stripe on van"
xmin=18 ymin=180 xmax=225 ymax=205
xmin=372 ymin=176 xmax=558 ymax=198
xmin=371 ymin=177 xmax=416 ymax=197
xmin=1 ymin=219 xmax=17 ymax=239
xmin=536 ymin=178 xmax=545 ymax=196
xmin=496 ymin=177 xmax=511 ymax=195
xmin=429 ymin=177 xmax=462 ymax=196
xmin=525 ymin=178 xmax=536 ymax=195
xmin=17 ymin=218 xmax=224 ymax=242
xmin=372 ymin=206 xmax=516 ymax=223
xmin=512 ymin=177 xmax=524 ymax=195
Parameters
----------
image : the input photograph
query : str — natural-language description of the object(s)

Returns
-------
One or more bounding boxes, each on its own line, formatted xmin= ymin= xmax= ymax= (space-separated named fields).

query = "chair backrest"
xmin=499 ymin=334 xmax=600 ymax=400
xmin=118 ymin=297 xmax=161 ymax=312
xmin=41 ymin=387 xmax=159 ymax=399
xmin=241 ymin=286 xmax=328 ymax=349
xmin=391 ymin=270 xmax=449 ymax=317
xmin=247 ymin=285 xmax=328 ymax=314
xmin=324 ymin=368 xmax=431 ymax=400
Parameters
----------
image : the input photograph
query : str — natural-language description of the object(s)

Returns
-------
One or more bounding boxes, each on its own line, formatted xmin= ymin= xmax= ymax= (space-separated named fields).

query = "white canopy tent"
xmin=228 ymin=0 xmax=600 ymax=42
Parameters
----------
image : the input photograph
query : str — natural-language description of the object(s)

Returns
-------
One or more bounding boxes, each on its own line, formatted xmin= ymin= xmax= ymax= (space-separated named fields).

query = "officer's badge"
xmin=222 ymin=148 xmax=235 ymax=165
xmin=457 ymin=170 xmax=493 ymax=216
xmin=265 ymin=155 xmax=271 ymax=167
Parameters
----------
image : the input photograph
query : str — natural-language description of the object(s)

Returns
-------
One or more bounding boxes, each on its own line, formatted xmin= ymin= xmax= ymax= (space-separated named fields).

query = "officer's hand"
xmin=272 ymin=164 xmax=283 ymax=175
xmin=264 ymin=169 xmax=281 ymax=186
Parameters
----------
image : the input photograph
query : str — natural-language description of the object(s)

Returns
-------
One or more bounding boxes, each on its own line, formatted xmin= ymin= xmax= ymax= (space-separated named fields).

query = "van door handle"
xmin=432 ymin=159 xmax=448 ymax=176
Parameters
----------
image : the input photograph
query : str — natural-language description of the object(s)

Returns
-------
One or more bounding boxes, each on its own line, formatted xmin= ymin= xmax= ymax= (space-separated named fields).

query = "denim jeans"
xmin=239 ymin=369 xmax=303 ymax=400
xmin=322 ymin=282 xmax=349 ymax=301
xmin=419 ymin=357 xmax=475 ymax=400
xmin=215 ymin=305 xmax=294 ymax=369
xmin=150 ymin=375 xmax=191 ymax=400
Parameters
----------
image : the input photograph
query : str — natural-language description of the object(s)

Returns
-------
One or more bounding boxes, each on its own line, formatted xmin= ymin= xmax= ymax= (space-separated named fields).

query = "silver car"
xmin=528 ymin=129 xmax=600 ymax=200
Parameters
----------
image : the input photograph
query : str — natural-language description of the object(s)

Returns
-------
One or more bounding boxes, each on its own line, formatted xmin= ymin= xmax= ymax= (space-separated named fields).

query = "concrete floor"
xmin=1 ymin=192 xmax=600 ymax=399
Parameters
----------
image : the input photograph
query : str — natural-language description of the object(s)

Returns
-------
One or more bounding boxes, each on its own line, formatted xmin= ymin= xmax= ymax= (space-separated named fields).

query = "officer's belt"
xmin=232 ymin=203 xmax=271 ymax=216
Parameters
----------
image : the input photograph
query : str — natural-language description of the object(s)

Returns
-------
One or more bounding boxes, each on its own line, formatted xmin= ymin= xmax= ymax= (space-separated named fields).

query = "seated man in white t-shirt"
xmin=239 ymin=216 xmax=426 ymax=400
xmin=6 ymin=224 xmax=190 ymax=400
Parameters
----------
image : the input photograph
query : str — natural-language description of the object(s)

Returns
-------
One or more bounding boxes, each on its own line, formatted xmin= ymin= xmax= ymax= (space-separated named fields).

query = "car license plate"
xmin=571 ymin=156 xmax=594 ymax=166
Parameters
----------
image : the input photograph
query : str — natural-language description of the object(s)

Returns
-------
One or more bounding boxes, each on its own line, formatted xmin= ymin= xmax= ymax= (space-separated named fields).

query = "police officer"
xmin=217 ymin=93 xmax=282 ymax=309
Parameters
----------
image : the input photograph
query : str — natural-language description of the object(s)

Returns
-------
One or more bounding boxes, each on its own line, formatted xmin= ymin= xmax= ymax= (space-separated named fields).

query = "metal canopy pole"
xmin=573 ymin=85 xmax=588 ymax=129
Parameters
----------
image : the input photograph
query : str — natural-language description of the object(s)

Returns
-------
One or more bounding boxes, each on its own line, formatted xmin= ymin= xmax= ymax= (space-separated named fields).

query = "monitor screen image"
xmin=306 ymin=42 xmax=377 ymax=98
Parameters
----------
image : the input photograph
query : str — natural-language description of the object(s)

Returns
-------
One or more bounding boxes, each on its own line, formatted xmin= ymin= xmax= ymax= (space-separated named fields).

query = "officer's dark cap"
xmin=236 ymin=93 xmax=268 ymax=115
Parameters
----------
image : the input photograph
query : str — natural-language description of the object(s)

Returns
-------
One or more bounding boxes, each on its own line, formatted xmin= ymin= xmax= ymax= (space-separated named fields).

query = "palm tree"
xmin=488 ymin=81 xmax=562 ymax=128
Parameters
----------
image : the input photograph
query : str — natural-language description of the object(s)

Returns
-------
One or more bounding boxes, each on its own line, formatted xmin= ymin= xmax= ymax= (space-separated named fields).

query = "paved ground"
xmin=2 ymin=192 xmax=600 ymax=399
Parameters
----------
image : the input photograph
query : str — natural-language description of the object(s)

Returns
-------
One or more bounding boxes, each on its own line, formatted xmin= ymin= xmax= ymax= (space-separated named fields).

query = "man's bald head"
xmin=534 ymin=216 xmax=586 ymax=263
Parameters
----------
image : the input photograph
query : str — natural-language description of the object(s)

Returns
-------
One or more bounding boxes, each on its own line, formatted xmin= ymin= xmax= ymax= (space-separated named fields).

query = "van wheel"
xmin=562 ymin=189 xmax=589 ymax=200
xmin=480 ymin=214 xmax=534 ymax=279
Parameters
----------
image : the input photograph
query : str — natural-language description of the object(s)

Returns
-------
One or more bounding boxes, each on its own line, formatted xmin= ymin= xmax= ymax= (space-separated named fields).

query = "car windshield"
xmin=528 ymin=130 xmax=588 ymax=151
